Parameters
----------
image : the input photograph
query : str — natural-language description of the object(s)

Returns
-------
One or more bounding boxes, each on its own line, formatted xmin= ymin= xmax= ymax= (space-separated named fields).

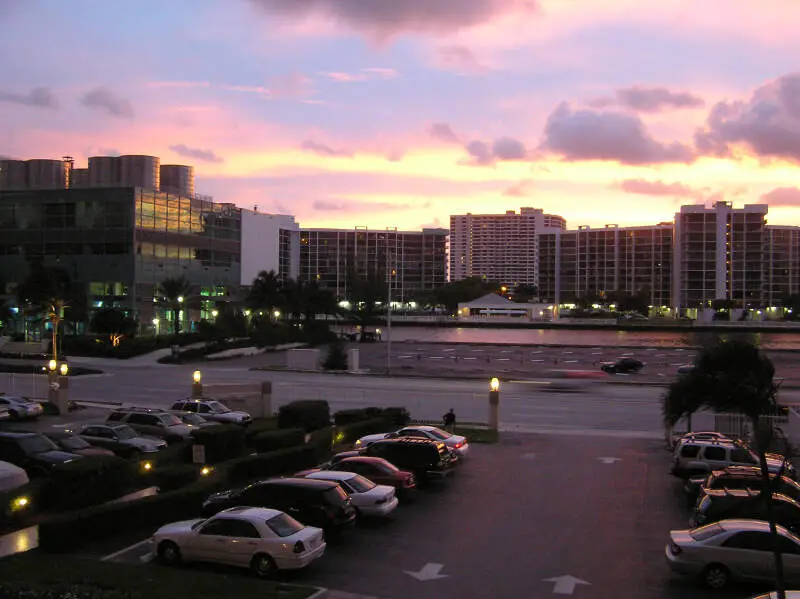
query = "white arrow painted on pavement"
xmin=598 ymin=457 xmax=622 ymax=464
xmin=405 ymin=563 xmax=449 ymax=581
xmin=543 ymin=575 xmax=591 ymax=594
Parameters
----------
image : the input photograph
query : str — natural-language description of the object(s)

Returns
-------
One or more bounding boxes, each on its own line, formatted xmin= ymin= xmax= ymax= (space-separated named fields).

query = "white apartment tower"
xmin=673 ymin=201 xmax=768 ymax=309
xmin=449 ymin=207 xmax=566 ymax=287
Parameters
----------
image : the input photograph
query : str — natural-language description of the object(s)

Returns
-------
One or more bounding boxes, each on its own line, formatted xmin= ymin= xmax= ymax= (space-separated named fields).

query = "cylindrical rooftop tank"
xmin=26 ymin=159 xmax=69 ymax=189
xmin=88 ymin=156 xmax=120 ymax=187
xmin=70 ymin=168 xmax=89 ymax=188
xmin=0 ymin=160 xmax=29 ymax=190
xmin=160 ymin=164 xmax=195 ymax=196
xmin=119 ymin=155 xmax=160 ymax=190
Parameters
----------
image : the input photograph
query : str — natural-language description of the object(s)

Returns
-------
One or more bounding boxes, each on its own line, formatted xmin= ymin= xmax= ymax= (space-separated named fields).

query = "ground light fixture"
xmin=48 ymin=359 xmax=57 ymax=372
xmin=59 ymin=363 xmax=68 ymax=376
xmin=141 ymin=461 xmax=153 ymax=473
xmin=192 ymin=369 xmax=202 ymax=384
xmin=200 ymin=466 xmax=213 ymax=477
xmin=11 ymin=496 xmax=29 ymax=513
xmin=490 ymin=377 xmax=500 ymax=392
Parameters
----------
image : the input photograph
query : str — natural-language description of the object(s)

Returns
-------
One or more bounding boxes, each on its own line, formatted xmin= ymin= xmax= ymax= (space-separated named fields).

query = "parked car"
xmin=43 ymin=430 xmax=115 ymax=457
xmin=324 ymin=456 xmax=416 ymax=499
xmin=600 ymin=358 xmax=643 ymax=374
xmin=322 ymin=451 xmax=362 ymax=467
xmin=0 ymin=405 xmax=9 ymax=421
xmin=362 ymin=438 xmax=456 ymax=484
xmin=0 ymin=431 xmax=82 ymax=477
xmin=355 ymin=425 xmax=469 ymax=457
xmin=666 ymin=519 xmax=800 ymax=589
xmin=0 ymin=396 xmax=44 ymax=420
xmin=690 ymin=489 xmax=800 ymax=532
xmin=296 ymin=471 xmax=399 ymax=518
xmin=78 ymin=424 xmax=167 ymax=459
xmin=106 ymin=407 xmax=195 ymax=443
xmin=169 ymin=399 xmax=251 ymax=426
xmin=673 ymin=431 xmax=733 ymax=452
xmin=677 ymin=364 xmax=695 ymax=374
xmin=749 ymin=593 xmax=800 ymax=598
xmin=202 ymin=477 xmax=357 ymax=533
xmin=152 ymin=506 xmax=325 ymax=577
xmin=672 ymin=438 xmax=793 ymax=479
xmin=0 ymin=460 xmax=29 ymax=493
xmin=685 ymin=465 xmax=800 ymax=503
xmin=168 ymin=411 xmax=221 ymax=429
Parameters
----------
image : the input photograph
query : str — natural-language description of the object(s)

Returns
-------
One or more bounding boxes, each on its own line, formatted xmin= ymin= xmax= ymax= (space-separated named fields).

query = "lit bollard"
xmin=192 ymin=369 xmax=203 ymax=398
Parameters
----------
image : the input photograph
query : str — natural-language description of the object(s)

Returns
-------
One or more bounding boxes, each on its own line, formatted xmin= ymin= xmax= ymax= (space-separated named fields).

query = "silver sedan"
xmin=666 ymin=519 xmax=800 ymax=589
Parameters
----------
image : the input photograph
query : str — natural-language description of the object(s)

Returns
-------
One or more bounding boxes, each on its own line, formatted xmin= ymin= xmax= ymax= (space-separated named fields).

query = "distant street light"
xmin=192 ymin=370 xmax=202 ymax=384
xmin=59 ymin=363 xmax=69 ymax=377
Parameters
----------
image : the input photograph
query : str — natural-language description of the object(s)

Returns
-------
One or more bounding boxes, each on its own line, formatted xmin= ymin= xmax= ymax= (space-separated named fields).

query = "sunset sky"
xmin=2 ymin=1 xmax=800 ymax=231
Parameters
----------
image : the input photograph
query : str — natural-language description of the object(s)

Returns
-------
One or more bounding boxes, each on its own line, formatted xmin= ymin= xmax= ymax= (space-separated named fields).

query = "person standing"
xmin=443 ymin=408 xmax=456 ymax=433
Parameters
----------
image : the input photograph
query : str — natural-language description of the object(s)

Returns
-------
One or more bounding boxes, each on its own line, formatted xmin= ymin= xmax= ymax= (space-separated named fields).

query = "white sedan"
xmin=302 ymin=470 xmax=399 ymax=518
xmin=355 ymin=425 xmax=469 ymax=456
xmin=0 ymin=396 xmax=44 ymax=420
xmin=152 ymin=506 xmax=325 ymax=577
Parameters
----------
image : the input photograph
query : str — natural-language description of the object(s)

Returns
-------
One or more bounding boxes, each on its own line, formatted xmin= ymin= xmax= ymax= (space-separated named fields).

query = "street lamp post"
xmin=386 ymin=259 xmax=395 ymax=375
xmin=192 ymin=369 xmax=203 ymax=398
xmin=489 ymin=377 xmax=500 ymax=431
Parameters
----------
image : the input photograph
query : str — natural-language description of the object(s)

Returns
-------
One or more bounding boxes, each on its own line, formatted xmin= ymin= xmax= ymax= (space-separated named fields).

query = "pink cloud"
xmin=588 ymin=86 xmax=705 ymax=113
xmin=695 ymin=72 xmax=800 ymax=164
xmin=540 ymin=102 xmax=696 ymax=165
xmin=435 ymin=45 xmax=487 ymax=74
xmin=617 ymin=179 xmax=699 ymax=197
xmin=760 ymin=187 xmax=800 ymax=207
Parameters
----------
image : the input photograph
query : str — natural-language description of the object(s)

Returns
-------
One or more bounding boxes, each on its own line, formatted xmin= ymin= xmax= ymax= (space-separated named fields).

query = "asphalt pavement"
xmin=93 ymin=433 xmax=769 ymax=599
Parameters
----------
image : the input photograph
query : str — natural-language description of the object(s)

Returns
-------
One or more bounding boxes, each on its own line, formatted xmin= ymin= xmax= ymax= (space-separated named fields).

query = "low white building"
xmin=457 ymin=294 xmax=555 ymax=321
xmin=240 ymin=210 xmax=299 ymax=285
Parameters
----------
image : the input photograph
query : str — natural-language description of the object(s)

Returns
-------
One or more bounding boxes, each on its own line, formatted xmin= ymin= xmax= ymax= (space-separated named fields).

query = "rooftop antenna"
xmin=254 ymin=205 xmax=258 ymax=213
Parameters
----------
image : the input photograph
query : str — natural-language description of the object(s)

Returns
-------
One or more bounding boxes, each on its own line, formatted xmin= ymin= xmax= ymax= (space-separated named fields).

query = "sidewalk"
xmin=68 ymin=347 xmax=174 ymax=369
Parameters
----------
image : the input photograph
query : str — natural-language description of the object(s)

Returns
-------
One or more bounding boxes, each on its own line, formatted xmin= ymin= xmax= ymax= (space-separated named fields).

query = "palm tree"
xmin=663 ymin=338 xmax=788 ymax=597
xmin=247 ymin=270 xmax=282 ymax=315
xmin=157 ymin=276 xmax=192 ymax=334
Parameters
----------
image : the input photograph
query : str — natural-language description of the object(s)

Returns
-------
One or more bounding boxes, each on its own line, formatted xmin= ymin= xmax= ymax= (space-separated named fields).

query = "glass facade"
xmin=0 ymin=187 xmax=242 ymax=332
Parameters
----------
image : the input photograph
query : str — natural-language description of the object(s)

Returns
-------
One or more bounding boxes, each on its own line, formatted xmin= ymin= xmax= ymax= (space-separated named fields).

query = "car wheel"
xmin=251 ymin=553 xmax=277 ymax=579
xmin=157 ymin=541 xmax=182 ymax=566
xmin=702 ymin=563 xmax=730 ymax=589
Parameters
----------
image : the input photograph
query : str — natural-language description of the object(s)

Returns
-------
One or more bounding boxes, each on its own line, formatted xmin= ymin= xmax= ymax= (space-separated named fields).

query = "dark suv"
xmin=0 ymin=431 xmax=82 ymax=477
xmin=363 ymin=438 xmax=456 ymax=484
xmin=600 ymin=358 xmax=643 ymax=374
xmin=201 ymin=477 xmax=357 ymax=533
xmin=691 ymin=489 xmax=800 ymax=532
xmin=686 ymin=465 xmax=800 ymax=503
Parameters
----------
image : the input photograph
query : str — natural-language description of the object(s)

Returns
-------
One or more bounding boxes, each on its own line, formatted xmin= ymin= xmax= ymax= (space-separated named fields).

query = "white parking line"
xmin=101 ymin=538 xmax=151 ymax=562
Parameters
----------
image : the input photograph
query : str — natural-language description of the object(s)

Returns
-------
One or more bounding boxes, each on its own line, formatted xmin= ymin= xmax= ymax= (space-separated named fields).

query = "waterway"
xmin=385 ymin=326 xmax=800 ymax=350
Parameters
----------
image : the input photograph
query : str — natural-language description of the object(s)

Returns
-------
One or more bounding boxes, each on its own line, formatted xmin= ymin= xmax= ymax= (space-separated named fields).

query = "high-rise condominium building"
xmin=299 ymin=227 xmax=448 ymax=303
xmin=673 ymin=202 xmax=767 ymax=309
xmin=766 ymin=226 xmax=800 ymax=306
xmin=449 ymin=207 xmax=566 ymax=288
xmin=538 ymin=223 xmax=673 ymax=306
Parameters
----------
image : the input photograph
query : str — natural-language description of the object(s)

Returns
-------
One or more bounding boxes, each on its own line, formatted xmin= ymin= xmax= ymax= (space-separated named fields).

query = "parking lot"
xmin=92 ymin=433 xmax=769 ymax=599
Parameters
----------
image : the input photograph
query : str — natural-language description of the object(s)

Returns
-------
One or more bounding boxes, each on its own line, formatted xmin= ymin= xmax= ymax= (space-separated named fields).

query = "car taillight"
xmin=454 ymin=441 xmax=464 ymax=449
xmin=669 ymin=542 xmax=682 ymax=555
xmin=293 ymin=541 xmax=306 ymax=554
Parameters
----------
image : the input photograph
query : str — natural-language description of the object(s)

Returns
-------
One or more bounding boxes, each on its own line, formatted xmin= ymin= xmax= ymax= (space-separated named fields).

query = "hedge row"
xmin=335 ymin=417 xmax=396 ymax=444
xmin=37 ymin=442 xmax=324 ymax=552
xmin=333 ymin=406 xmax=410 ymax=428
xmin=278 ymin=400 xmax=330 ymax=432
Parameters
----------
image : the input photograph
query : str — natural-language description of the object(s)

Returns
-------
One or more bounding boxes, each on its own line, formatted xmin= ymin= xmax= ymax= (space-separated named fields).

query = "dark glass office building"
xmin=0 ymin=187 xmax=241 ymax=331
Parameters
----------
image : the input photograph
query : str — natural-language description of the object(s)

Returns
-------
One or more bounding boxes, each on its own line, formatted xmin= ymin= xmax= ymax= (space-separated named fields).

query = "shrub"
xmin=153 ymin=441 xmax=192 ymax=466
xmin=383 ymin=406 xmax=411 ymax=427
xmin=38 ymin=478 xmax=222 ymax=552
xmin=278 ymin=400 xmax=330 ymax=432
xmin=335 ymin=417 xmax=394 ymax=445
xmin=34 ymin=455 xmax=140 ymax=512
xmin=224 ymin=446 xmax=317 ymax=486
xmin=322 ymin=341 xmax=348 ymax=370
xmin=244 ymin=417 xmax=279 ymax=441
xmin=306 ymin=427 xmax=334 ymax=462
xmin=333 ymin=408 xmax=369 ymax=426
xmin=250 ymin=429 xmax=306 ymax=453
xmin=190 ymin=425 xmax=246 ymax=463
xmin=152 ymin=464 xmax=200 ymax=492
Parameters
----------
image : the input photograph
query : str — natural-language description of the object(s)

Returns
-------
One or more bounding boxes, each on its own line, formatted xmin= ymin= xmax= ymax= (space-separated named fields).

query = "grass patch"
xmin=455 ymin=426 xmax=499 ymax=444
xmin=0 ymin=553 xmax=317 ymax=599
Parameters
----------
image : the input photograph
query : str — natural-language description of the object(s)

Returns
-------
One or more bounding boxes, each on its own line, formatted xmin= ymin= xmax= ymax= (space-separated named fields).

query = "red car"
xmin=299 ymin=456 xmax=416 ymax=500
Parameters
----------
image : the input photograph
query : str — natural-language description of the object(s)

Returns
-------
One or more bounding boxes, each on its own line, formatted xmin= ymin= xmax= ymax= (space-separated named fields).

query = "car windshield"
xmin=115 ymin=426 xmax=137 ymax=440
xmin=19 ymin=435 xmax=58 ymax=454
xmin=374 ymin=460 xmax=399 ymax=473
xmin=181 ymin=413 xmax=205 ymax=425
xmin=266 ymin=513 xmax=304 ymax=538
xmin=207 ymin=401 xmax=230 ymax=414
xmin=689 ymin=522 xmax=724 ymax=541
xmin=57 ymin=436 xmax=91 ymax=450
xmin=427 ymin=428 xmax=452 ymax=440
xmin=190 ymin=519 xmax=207 ymax=531
xmin=346 ymin=474 xmax=377 ymax=493
xmin=160 ymin=414 xmax=183 ymax=426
